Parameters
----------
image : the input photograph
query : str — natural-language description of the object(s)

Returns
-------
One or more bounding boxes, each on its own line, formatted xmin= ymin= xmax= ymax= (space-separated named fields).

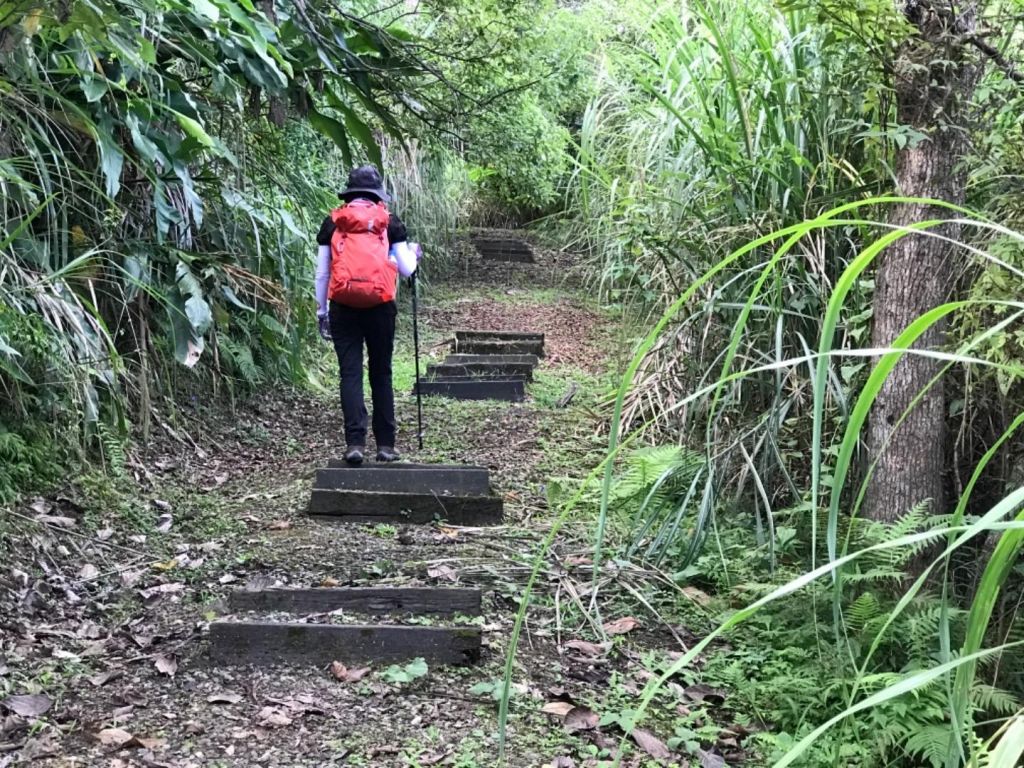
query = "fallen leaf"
xmin=184 ymin=720 xmax=205 ymax=735
xmin=79 ymin=563 xmax=100 ymax=580
xmin=257 ymin=706 xmax=292 ymax=728
xmin=132 ymin=633 xmax=155 ymax=649
xmin=330 ymin=661 xmax=371 ymax=683
xmin=563 ymin=639 xmax=610 ymax=657
xmin=154 ymin=655 xmax=177 ymax=677
xmin=684 ymin=684 xmax=726 ymax=706
xmin=134 ymin=735 xmax=166 ymax=750
xmin=602 ymin=616 xmax=640 ymax=635
xmin=563 ymin=706 xmax=599 ymax=732
xmin=29 ymin=499 xmax=52 ymax=515
xmin=152 ymin=499 xmax=172 ymax=512
xmin=546 ymin=758 xmax=576 ymax=768
xmin=138 ymin=583 xmax=185 ymax=600
xmin=541 ymin=701 xmax=575 ymax=717
xmin=698 ymin=748 xmax=727 ymax=768
xmin=88 ymin=669 xmax=122 ymax=687
xmin=682 ymin=586 xmax=712 ymax=606
xmin=1 ymin=693 xmax=53 ymax=718
xmin=320 ymin=577 xmax=340 ymax=587
xmin=120 ymin=569 xmax=145 ymax=587
xmin=207 ymin=692 xmax=243 ymax=705
xmin=218 ymin=574 xmax=237 ymax=585
xmin=155 ymin=513 xmax=173 ymax=533
xmin=77 ymin=620 xmax=103 ymax=639
xmin=96 ymin=528 xmax=115 ymax=541
xmin=266 ymin=520 xmax=291 ymax=531
xmin=35 ymin=515 xmax=76 ymax=528
xmin=97 ymin=727 xmax=134 ymax=746
xmin=20 ymin=731 xmax=62 ymax=759
xmin=80 ymin=640 xmax=108 ymax=657
xmin=564 ymin=556 xmax=591 ymax=566
xmin=632 ymin=727 xmax=672 ymax=759
xmin=427 ymin=564 xmax=457 ymax=582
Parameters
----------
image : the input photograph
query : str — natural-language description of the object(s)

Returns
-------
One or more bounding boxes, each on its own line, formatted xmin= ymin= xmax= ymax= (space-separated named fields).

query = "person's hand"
xmin=318 ymin=314 xmax=332 ymax=341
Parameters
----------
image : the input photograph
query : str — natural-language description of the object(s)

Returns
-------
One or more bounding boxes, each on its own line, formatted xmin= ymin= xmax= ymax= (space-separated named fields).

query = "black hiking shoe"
xmin=376 ymin=446 xmax=401 ymax=462
xmin=344 ymin=445 xmax=365 ymax=465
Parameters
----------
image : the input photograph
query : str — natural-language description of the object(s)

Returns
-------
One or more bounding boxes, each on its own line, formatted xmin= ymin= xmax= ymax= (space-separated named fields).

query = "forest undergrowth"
xmin=5 ymin=0 xmax=1024 ymax=766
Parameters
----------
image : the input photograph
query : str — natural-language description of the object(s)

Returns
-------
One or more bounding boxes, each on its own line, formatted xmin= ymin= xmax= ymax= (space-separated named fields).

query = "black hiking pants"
xmin=329 ymin=301 xmax=397 ymax=449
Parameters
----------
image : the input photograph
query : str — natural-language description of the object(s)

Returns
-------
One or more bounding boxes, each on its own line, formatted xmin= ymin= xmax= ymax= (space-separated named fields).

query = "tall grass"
xmin=562 ymin=0 xmax=887 ymax=472
xmin=498 ymin=202 xmax=1024 ymax=767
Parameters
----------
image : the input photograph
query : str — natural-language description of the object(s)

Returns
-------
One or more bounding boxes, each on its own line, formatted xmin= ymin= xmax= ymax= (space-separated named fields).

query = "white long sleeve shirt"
xmin=315 ymin=242 xmax=418 ymax=318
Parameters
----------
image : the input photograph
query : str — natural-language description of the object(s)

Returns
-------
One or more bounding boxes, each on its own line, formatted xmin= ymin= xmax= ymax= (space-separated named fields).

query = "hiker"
xmin=315 ymin=164 xmax=419 ymax=465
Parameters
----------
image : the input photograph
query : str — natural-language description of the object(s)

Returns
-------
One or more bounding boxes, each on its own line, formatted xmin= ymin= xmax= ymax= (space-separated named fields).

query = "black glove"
xmin=318 ymin=315 xmax=332 ymax=341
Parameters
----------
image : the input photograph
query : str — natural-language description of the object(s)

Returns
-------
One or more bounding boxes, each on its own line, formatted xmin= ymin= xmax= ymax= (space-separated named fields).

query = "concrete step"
xmin=470 ymin=236 xmax=535 ymax=263
xmin=314 ymin=466 xmax=491 ymax=495
xmin=209 ymin=622 xmax=480 ymax=666
xmin=229 ymin=587 xmax=481 ymax=617
xmin=415 ymin=376 xmax=526 ymax=402
xmin=308 ymin=489 xmax=504 ymax=525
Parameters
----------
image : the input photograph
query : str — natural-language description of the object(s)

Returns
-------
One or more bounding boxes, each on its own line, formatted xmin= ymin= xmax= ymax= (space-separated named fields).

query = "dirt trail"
xmin=5 ymin=239 xmax=715 ymax=768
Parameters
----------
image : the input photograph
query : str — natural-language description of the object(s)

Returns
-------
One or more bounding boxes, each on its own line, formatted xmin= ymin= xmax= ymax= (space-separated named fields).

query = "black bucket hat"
xmin=339 ymin=164 xmax=391 ymax=203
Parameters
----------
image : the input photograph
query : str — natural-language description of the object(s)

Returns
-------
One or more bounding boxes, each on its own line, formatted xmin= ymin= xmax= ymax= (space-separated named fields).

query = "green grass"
xmin=497 ymin=202 xmax=1024 ymax=767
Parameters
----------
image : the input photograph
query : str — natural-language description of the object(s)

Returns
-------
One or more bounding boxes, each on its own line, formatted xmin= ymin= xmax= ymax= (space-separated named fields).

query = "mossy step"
xmin=444 ymin=353 xmax=540 ymax=366
xmin=427 ymin=362 xmax=534 ymax=381
xmin=454 ymin=329 xmax=544 ymax=343
xmin=454 ymin=338 xmax=544 ymax=357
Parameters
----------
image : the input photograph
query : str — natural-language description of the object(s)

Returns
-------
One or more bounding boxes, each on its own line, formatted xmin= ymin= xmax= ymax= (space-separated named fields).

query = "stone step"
xmin=454 ymin=339 xmax=544 ymax=357
xmin=229 ymin=587 xmax=481 ymax=616
xmin=444 ymin=353 xmax=540 ymax=367
xmin=454 ymin=329 xmax=544 ymax=343
xmin=415 ymin=376 xmax=526 ymax=402
xmin=427 ymin=362 xmax=534 ymax=381
xmin=209 ymin=622 xmax=481 ymax=666
xmin=314 ymin=466 xmax=491 ymax=495
xmin=308 ymin=489 xmax=503 ymax=525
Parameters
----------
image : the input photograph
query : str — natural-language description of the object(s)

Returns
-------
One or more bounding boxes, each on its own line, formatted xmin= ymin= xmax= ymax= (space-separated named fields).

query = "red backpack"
xmin=328 ymin=200 xmax=397 ymax=308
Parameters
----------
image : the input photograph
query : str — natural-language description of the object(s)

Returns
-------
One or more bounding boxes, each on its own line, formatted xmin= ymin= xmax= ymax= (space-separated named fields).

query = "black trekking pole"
xmin=410 ymin=268 xmax=424 ymax=450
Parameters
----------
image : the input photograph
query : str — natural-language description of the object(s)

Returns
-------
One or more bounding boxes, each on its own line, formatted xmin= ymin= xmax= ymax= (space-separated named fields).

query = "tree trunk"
xmin=261 ymin=0 xmax=287 ymax=127
xmin=864 ymin=2 xmax=979 ymax=523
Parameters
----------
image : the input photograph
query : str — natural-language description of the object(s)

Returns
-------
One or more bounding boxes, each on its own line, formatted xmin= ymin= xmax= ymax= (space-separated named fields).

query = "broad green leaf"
xmin=175 ymin=261 xmax=203 ymax=299
xmin=81 ymin=75 xmax=107 ymax=102
xmin=192 ymin=0 xmax=220 ymax=22
xmin=97 ymin=119 xmax=123 ymax=198
xmin=309 ymin=108 xmax=352 ymax=166
xmin=185 ymin=295 xmax=213 ymax=334
xmin=990 ymin=717 xmax=1024 ymax=767
xmin=171 ymin=111 xmax=215 ymax=149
